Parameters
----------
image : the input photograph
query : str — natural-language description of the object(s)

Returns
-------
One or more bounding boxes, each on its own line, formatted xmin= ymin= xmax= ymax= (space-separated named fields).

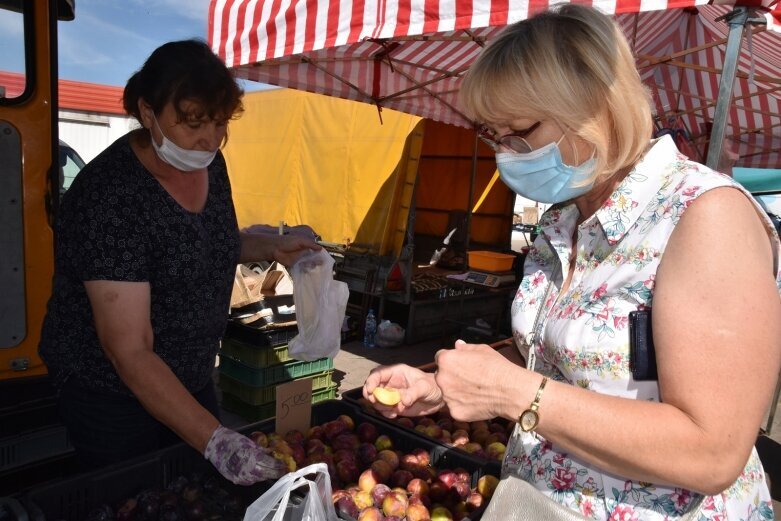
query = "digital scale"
xmin=449 ymin=270 xmax=517 ymax=288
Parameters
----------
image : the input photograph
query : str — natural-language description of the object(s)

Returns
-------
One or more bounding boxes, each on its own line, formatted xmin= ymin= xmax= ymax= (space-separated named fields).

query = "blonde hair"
xmin=459 ymin=4 xmax=653 ymax=179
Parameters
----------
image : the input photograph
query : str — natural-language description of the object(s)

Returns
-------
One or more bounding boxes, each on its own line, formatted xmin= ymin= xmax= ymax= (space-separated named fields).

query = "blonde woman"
xmin=364 ymin=5 xmax=780 ymax=519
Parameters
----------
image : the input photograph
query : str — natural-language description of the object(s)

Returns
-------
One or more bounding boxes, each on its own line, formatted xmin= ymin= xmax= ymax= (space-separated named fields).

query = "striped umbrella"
xmin=209 ymin=0 xmax=781 ymax=168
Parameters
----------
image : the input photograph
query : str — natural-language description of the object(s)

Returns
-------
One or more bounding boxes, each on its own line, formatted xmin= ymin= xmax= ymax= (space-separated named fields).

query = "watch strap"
xmin=530 ymin=376 xmax=548 ymax=411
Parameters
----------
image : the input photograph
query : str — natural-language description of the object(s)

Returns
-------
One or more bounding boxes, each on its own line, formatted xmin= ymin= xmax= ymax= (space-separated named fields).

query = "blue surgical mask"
xmin=150 ymin=116 xmax=217 ymax=171
xmin=496 ymin=141 xmax=596 ymax=204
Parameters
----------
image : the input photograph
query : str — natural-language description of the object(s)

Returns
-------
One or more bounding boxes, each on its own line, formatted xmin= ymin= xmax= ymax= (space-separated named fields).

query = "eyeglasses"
xmin=477 ymin=121 xmax=542 ymax=154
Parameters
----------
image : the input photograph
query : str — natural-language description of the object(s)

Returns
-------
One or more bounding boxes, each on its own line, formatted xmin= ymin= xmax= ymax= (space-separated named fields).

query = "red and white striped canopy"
xmin=209 ymin=0 xmax=781 ymax=168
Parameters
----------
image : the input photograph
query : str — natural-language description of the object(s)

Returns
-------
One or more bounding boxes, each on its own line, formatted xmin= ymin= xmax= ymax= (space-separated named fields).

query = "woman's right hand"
xmin=363 ymin=364 xmax=444 ymax=418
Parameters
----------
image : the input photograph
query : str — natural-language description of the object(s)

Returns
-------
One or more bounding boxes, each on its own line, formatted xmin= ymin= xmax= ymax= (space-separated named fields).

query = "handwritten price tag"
xmin=275 ymin=378 xmax=313 ymax=435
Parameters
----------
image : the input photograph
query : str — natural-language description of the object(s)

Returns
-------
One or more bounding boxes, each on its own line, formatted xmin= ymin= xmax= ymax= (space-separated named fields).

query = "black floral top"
xmin=39 ymin=133 xmax=241 ymax=396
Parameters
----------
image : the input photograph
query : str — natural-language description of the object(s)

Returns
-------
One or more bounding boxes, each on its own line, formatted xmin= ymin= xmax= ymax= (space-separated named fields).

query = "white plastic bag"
xmin=288 ymin=250 xmax=349 ymax=361
xmin=244 ymin=463 xmax=338 ymax=521
xmin=375 ymin=320 xmax=405 ymax=348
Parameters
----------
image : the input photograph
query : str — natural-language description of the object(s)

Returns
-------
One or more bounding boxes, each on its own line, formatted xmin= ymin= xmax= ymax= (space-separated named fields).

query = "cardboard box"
xmin=230 ymin=263 xmax=294 ymax=309
xmin=522 ymin=206 xmax=539 ymax=225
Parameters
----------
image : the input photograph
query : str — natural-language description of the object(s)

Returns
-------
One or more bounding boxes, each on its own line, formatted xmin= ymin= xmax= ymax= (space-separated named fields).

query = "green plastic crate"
xmin=220 ymin=384 xmax=338 ymax=422
xmin=218 ymin=354 xmax=334 ymax=387
xmin=220 ymin=337 xmax=292 ymax=368
xmin=218 ymin=370 xmax=334 ymax=405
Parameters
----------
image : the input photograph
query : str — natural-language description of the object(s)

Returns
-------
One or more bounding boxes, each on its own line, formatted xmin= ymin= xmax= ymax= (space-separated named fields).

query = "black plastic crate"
xmin=20 ymin=415 xmax=282 ymax=521
xmin=0 ymin=397 xmax=60 ymax=439
xmin=23 ymin=442 xmax=248 ymax=521
xmin=404 ymin=289 xmax=511 ymax=344
xmin=21 ymin=400 xmax=498 ymax=521
xmin=0 ymin=393 xmax=78 ymax=493
xmin=0 ymin=451 xmax=81 ymax=497
xmin=0 ymin=425 xmax=72 ymax=473
xmin=225 ymin=321 xmax=298 ymax=347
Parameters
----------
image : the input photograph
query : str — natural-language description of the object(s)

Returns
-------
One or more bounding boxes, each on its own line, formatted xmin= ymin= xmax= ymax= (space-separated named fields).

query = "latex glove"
xmin=204 ymin=425 xmax=286 ymax=485
xmin=363 ymin=363 xmax=444 ymax=418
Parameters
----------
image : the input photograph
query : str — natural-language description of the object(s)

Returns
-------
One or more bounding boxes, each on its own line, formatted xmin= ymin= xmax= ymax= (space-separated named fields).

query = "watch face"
xmin=520 ymin=410 xmax=539 ymax=432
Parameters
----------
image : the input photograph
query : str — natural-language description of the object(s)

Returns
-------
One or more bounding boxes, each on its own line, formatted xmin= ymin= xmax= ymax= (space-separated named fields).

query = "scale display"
xmin=461 ymin=270 xmax=516 ymax=288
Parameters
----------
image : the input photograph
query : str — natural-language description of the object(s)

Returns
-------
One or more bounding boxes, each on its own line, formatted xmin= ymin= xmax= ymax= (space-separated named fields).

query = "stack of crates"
xmin=218 ymin=321 xmax=337 ymax=422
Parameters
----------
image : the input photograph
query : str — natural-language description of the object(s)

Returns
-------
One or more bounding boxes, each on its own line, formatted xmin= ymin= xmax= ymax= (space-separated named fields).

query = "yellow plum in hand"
xmin=372 ymin=387 xmax=401 ymax=406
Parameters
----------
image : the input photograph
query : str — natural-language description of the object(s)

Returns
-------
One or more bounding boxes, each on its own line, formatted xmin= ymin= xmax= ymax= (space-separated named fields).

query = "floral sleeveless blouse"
xmin=505 ymin=136 xmax=779 ymax=520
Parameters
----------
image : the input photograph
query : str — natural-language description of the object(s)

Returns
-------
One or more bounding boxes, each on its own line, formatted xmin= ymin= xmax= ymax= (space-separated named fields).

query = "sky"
xmin=58 ymin=0 xmax=212 ymax=87
xmin=0 ymin=0 xmax=267 ymax=90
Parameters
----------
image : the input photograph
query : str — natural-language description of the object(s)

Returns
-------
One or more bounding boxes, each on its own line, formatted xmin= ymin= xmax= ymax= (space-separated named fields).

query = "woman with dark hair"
xmin=39 ymin=40 xmax=316 ymax=485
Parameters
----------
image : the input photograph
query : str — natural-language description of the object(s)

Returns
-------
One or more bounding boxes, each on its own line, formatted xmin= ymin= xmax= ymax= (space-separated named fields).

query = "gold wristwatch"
xmin=519 ymin=376 xmax=548 ymax=432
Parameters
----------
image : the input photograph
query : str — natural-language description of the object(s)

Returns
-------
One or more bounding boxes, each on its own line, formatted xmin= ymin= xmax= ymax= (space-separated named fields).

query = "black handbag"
xmin=629 ymin=309 xmax=657 ymax=381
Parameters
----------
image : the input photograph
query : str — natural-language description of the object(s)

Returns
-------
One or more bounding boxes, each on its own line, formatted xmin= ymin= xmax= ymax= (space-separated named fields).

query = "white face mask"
xmin=150 ymin=115 xmax=218 ymax=171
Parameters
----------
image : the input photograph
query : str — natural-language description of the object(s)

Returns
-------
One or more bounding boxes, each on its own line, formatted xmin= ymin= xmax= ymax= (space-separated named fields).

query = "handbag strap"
xmin=525 ymin=262 xmax=561 ymax=372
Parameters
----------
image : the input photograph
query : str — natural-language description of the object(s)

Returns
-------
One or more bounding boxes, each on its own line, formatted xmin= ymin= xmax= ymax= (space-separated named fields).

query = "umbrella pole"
xmin=706 ymin=7 xmax=763 ymax=170
xmin=465 ymin=133 xmax=478 ymax=267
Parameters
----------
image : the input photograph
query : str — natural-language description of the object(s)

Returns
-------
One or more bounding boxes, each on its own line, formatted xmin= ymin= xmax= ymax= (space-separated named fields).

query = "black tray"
xmin=313 ymin=401 xmax=494 ymax=521
xmin=225 ymin=321 xmax=298 ymax=347
xmin=341 ymin=386 xmax=504 ymax=476
xmin=317 ymin=401 xmax=497 ymax=489
xmin=230 ymin=295 xmax=296 ymax=325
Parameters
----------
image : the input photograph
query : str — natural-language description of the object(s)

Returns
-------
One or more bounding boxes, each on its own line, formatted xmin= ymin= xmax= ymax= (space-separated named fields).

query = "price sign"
xmin=275 ymin=378 xmax=313 ymax=436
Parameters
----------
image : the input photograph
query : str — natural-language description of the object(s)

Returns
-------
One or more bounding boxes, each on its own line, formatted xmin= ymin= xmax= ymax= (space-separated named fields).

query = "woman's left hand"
xmin=272 ymin=234 xmax=321 ymax=267
xmin=434 ymin=340 xmax=524 ymax=422
xmin=240 ymin=231 xmax=320 ymax=266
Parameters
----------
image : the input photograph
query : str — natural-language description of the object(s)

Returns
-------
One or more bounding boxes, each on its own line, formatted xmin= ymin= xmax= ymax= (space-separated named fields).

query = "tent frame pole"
xmin=706 ymin=7 xmax=748 ymax=170
xmin=706 ymin=6 xmax=765 ymax=170
xmin=465 ymin=133 xmax=478 ymax=266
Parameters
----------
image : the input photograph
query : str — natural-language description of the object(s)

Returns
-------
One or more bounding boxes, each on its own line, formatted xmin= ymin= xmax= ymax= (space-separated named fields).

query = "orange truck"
xmin=0 ymin=0 xmax=79 ymax=493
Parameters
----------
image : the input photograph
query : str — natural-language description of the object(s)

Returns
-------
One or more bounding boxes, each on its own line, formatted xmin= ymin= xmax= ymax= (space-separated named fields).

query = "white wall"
xmin=59 ymin=110 xmax=137 ymax=163
xmin=511 ymin=195 xmax=549 ymax=252
xmin=513 ymin=195 xmax=549 ymax=222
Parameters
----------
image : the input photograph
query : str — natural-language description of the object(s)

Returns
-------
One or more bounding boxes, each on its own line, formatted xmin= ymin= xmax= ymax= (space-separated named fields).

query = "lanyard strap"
xmin=525 ymin=262 xmax=561 ymax=372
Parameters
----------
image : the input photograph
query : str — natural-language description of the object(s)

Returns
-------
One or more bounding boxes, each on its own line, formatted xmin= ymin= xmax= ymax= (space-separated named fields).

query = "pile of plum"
xmin=354 ymin=400 xmax=514 ymax=462
xmin=84 ymin=472 xmax=250 ymax=521
xmin=250 ymin=413 xmax=500 ymax=521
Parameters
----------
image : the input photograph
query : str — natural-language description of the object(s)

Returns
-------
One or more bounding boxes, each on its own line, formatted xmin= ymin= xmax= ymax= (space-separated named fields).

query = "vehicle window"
xmin=754 ymin=194 xmax=781 ymax=216
xmin=59 ymin=144 xmax=85 ymax=195
xmin=0 ymin=2 xmax=27 ymax=101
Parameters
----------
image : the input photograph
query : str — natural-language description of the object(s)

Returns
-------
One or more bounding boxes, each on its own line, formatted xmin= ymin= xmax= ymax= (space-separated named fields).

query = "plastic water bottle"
xmin=364 ymin=309 xmax=377 ymax=348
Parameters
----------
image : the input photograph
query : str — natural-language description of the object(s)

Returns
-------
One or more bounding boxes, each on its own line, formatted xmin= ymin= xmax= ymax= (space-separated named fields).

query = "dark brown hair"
xmin=123 ymin=39 xmax=244 ymax=125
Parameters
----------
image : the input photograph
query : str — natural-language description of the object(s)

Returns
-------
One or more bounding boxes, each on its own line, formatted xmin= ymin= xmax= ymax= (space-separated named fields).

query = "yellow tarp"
xmin=223 ymin=89 xmax=422 ymax=256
